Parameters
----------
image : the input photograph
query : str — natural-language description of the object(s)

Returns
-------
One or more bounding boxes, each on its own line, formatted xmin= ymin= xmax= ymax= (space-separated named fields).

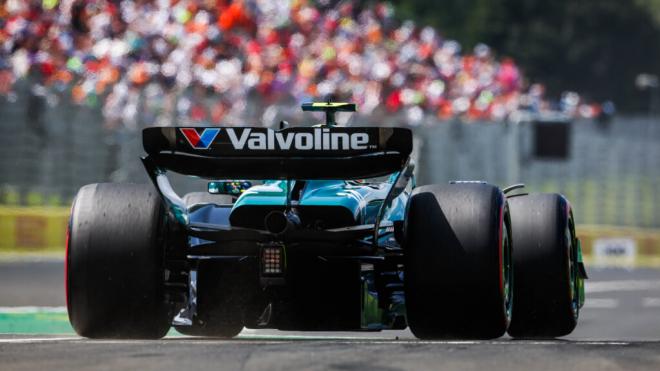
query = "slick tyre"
xmin=404 ymin=183 xmax=513 ymax=339
xmin=66 ymin=183 xmax=171 ymax=339
xmin=507 ymin=193 xmax=579 ymax=338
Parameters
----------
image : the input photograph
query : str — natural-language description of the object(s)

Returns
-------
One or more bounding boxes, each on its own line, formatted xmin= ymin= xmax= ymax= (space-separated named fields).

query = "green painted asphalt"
xmin=0 ymin=311 xmax=74 ymax=334
xmin=0 ymin=311 xmax=389 ymax=341
xmin=0 ymin=310 xmax=187 ymax=336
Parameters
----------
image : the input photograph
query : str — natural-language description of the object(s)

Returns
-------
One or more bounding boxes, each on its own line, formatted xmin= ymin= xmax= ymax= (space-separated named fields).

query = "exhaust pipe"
xmin=264 ymin=211 xmax=300 ymax=234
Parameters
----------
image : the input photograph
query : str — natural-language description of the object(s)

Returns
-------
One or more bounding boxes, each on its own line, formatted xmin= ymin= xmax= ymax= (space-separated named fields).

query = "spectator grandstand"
xmin=0 ymin=0 xmax=603 ymax=128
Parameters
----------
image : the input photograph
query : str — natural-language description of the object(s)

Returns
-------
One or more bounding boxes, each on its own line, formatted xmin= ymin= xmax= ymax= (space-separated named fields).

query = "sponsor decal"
xmin=180 ymin=128 xmax=221 ymax=149
xmin=179 ymin=127 xmax=374 ymax=151
xmin=225 ymin=128 xmax=371 ymax=151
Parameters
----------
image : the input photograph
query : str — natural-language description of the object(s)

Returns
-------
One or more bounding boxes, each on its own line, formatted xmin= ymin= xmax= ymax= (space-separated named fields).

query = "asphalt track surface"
xmin=1 ymin=260 xmax=660 ymax=370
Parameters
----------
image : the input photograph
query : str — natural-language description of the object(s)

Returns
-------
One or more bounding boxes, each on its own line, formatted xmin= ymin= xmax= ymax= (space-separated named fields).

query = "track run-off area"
xmin=1 ymin=259 xmax=660 ymax=370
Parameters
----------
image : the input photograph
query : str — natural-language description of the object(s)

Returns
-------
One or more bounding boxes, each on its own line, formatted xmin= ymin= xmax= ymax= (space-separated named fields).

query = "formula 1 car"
xmin=66 ymin=102 xmax=586 ymax=339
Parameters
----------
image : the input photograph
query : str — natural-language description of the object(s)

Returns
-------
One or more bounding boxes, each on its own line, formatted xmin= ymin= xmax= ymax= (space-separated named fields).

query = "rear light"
xmin=261 ymin=245 xmax=284 ymax=275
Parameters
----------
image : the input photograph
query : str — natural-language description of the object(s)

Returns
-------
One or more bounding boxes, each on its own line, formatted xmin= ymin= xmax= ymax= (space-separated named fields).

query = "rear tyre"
xmin=404 ymin=183 xmax=512 ymax=339
xmin=66 ymin=183 xmax=171 ymax=339
xmin=507 ymin=193 xmax=579 ymax=338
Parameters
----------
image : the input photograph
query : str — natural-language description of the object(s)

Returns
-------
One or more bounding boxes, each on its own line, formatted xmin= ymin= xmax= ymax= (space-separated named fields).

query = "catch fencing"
xmin=416 ymin=117 xmax=660 ymax=228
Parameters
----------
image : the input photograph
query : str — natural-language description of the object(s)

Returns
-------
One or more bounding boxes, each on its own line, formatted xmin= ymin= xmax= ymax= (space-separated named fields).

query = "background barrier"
xmin=578 ymin=225 xmax=660 ymax=268
xmin=0 ymin=207 xmax=68 ymax=253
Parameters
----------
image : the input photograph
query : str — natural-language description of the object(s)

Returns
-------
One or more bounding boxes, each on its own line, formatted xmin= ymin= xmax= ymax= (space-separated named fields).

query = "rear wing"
xmin=142 ymin=126 xmax=412 ymax=180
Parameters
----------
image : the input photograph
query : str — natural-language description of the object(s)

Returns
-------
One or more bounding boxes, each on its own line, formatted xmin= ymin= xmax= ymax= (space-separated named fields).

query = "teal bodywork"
xmin=231 ymin=179 xmax=406 ymax=226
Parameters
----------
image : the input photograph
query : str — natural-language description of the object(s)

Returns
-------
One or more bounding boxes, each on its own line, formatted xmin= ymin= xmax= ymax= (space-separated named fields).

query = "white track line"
xmin=0 ymin=255 xmax=64 ymax=263
xmin=0 ymin=338 xmax=631 ymax=346
xmin=0 ymin=337 xmax=75 ymax=344
xmin=641 ymin=297 xmax=660 ymax=308
xmin=585 ymin=280 xmax=660 ymax=293
xmin=0 ymin=306 xmax=67 ymax=314
xmin=583 ymin=298 xmax=619 ymax=309
xmin=0 ymin=342 xmax=630 ymax=346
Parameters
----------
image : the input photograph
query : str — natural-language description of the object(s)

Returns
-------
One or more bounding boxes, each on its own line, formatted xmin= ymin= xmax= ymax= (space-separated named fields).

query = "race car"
xmin=65 ymin=102 xmax=586 ymax=339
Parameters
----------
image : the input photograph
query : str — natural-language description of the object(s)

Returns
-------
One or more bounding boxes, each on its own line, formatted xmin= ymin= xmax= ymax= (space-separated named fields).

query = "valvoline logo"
xmin=180 ymin=128 xmax=220 ymax=149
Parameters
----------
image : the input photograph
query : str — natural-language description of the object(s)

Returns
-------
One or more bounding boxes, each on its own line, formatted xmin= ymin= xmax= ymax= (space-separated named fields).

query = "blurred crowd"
xmin=0 ymin=0 xmax=606 ymax=128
